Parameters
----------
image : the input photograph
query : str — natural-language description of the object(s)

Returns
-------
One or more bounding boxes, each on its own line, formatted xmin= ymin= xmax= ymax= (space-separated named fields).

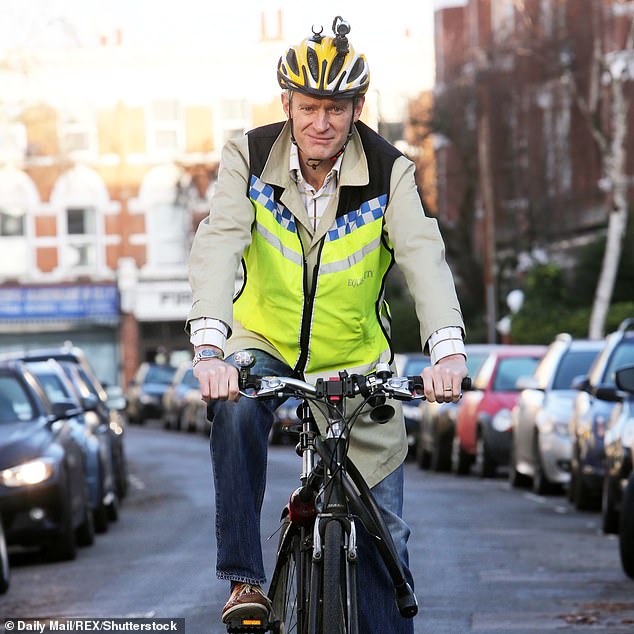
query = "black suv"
xmin=569 ymin=318 xmax=634 ymax=510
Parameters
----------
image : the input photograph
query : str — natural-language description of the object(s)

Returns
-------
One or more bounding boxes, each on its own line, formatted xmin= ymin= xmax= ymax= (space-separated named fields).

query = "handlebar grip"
xmin=408 ymin=376 xmax=472 ymax=394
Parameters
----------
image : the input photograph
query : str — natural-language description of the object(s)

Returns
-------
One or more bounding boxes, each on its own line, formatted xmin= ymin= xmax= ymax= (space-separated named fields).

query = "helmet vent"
xmin=327 ymin=53 xmax=345 ymax=84
xmin=306 ymin=47 xmax=320 ymax=82
xmin=286 ymin=49 xmax=299 ymax=76
xmin=348 ymin=57 xmax=365 ymax=83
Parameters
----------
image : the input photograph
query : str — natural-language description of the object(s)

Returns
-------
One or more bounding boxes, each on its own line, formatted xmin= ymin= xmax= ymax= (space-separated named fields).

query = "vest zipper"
xmin=294 ymin=242 xmax=324 ymax=376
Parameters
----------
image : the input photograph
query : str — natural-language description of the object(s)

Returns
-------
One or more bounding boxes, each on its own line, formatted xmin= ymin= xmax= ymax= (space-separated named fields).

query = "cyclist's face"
xmin=282 ymin=92 xmax=364 ymax=161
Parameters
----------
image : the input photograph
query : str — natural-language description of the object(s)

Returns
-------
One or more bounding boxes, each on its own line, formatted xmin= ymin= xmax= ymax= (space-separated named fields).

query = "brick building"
xmin=0 ymin=29 xmax=288 ymax=386
xmin=0 ymin=11 xmax=413 ymax=387
xmin=433 ymin=0 xmax=634 ymax=280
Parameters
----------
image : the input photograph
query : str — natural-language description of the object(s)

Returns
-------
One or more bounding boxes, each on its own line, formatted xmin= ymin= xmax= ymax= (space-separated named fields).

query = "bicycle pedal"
xmin=225 ymin=615 xmax=270 ymax=633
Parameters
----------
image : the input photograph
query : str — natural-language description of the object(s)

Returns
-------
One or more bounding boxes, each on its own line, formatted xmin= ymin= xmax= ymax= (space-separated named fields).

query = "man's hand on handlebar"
xmin=194 ymin=354 xmax=240 ymax=402
xmin=421 ymin=353 xmax=468 ymax=403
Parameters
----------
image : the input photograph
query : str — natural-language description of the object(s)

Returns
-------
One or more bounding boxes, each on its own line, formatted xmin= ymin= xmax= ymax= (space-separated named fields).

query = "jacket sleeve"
xmin=383 ymin=156 xmax=465 ymax=352
xmin=186 ymin=135 xmax=254 ymax=335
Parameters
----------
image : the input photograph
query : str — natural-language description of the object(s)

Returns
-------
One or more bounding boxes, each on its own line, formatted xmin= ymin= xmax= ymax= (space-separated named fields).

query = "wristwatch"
xmin=192 ymin=348 xmax=224 ymax=367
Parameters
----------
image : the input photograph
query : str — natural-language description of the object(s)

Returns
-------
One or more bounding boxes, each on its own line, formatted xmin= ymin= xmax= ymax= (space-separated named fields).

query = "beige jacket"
xmin=187 ymin=121 xmax=464 ymax=487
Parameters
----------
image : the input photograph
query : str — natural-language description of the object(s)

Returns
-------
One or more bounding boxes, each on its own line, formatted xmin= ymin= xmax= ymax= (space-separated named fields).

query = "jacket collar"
xmin=260 ymin=120 xmax=369 ymax=244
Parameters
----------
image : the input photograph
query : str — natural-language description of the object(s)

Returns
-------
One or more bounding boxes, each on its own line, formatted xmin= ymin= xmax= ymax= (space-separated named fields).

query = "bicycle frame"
xmin=266 ymin=383 xmax=417 ymax=634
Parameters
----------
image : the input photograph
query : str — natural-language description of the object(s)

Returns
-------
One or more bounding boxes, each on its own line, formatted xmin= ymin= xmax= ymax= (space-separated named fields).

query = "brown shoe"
xmin=221 ymin=583 xmax=271 ymax=624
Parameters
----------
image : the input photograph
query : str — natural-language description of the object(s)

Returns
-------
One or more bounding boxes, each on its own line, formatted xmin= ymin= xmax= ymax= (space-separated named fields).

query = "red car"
xmin=454 ymin=345 xmax=547 ymax=477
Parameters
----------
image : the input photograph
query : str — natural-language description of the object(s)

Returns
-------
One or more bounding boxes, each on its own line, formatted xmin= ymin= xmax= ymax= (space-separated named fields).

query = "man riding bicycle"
xmin=187 ymin=16 xmax=467 ymax=633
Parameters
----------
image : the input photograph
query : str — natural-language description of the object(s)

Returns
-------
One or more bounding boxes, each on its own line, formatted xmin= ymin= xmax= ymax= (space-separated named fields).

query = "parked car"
xmin=0 ymin=360 xmax=94 ymax=560
xmin=453 ymin=345 xmax=546 ymax=477
xmin=416 ymin=344 xmax=498 ymax=471
xmin=181 ymin=390 xmax=211 ymax=435
xmin=509 ymin=335 xmax=603 ymax=494
xmin=162 ymin=362 xmax=199 ymax=430
xmin=25 ymin=359 xmax=118 ymax=532
xmin=398 ymin=353 xmax=431 ymax=458
xmin=9 ymin=346 xmax=129 ymax=500
xmin=599 ymin=365 xmax=634 ymax=578
xmin=0 ymin=519 xmax=9 ymax=593
xmin=127 ymin=363 xmax=176 ymax=424
xmin=270 ymin=398 xmax=302 ymax=445
xmin=601 ymin=365 xmax=634 ymax=536
xmin=569 ymin=318 xmax=634 ymax=511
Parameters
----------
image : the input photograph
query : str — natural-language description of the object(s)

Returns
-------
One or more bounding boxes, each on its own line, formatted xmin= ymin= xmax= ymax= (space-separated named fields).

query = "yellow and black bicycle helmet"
xmin=277 ymin=16 xmax=370 ymax=99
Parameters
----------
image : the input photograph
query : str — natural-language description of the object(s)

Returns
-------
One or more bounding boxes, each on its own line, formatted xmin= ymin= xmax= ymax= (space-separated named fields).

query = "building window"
xmin=148 ymin=203 xmax=187 ymax=267
xmin=59 ymin=110 xmax=98 ymax=158
xmin=64 ymin=206 xmax=98 ymax=269
xmin=0 ymin=207 xmax=28 ymax=276
xmin=218 ymin=98 xmax=250 ymax=145
xmin=148 ymin=100 xmax=184 ymax=155
xmin=1 ymin=208 xmax=25 ymax=237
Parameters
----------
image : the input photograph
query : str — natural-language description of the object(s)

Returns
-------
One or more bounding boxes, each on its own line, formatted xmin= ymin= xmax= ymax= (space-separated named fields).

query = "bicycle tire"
xmin=322 ymin=520 xmax=346 ymax=632
xmin=269 ymin=520 xmax=309 ymax=633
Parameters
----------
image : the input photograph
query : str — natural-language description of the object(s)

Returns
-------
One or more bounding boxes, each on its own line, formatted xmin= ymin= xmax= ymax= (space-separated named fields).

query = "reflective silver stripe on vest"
xmin=319 ymin=237 xmax=382 ymax=275
xmin=255 ymin=222 xmax=304 ymax=266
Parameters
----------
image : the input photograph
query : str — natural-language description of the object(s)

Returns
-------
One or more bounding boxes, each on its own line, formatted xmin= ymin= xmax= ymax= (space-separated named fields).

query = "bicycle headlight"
xmin=1 ymin=458 xmax=55 ymax=487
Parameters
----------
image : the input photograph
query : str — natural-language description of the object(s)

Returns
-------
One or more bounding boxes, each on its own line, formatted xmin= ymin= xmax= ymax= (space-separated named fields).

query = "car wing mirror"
xmin=51 ymin=400 xmax=82 ymax=420
xmin=616 ymin=365 xmax=634 ymax=394
xmin=571 ymin=375 xmax=590 ymax=392
xmin=593 ymin=383 xmax=622 ymax=402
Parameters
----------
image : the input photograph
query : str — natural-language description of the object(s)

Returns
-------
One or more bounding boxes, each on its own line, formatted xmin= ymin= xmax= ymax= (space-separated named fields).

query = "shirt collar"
xmin=289 ymin=143 xmax=343 ymax=189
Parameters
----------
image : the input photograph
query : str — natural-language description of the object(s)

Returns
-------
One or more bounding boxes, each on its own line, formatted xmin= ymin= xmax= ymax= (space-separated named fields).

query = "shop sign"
xmin=0 ymin=284 xmax=119 ymax=321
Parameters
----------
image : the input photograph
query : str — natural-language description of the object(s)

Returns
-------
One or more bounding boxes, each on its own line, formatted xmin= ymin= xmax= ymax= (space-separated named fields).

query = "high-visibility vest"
xmin=234 ymin=121 xmax=401 ymax=375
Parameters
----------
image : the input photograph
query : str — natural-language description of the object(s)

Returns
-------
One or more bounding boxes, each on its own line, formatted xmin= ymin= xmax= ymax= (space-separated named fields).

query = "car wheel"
xmin=532 ymin=436 xmax=559 ymax=496
xmin=93 ymin=461 xmax=109 ymax=533
xmin=573 ymin=469 xmax=601 ymax=511
xmin=106 ymin=494 xmax=119 ymax=523
xmin=0 ymin=521 xmax=10 ymax=594
xmin=475 ymin=433 xmax=496 ymax=478
xmin=416 ymin=439 xmax=431 ymax=470
xmin=508 ymin=439 xmax=530 ymax=489
xmin=76 ymin=485 xmax=95 ymax=547
xmin=47 ymin=474 xmax=77 ymax=561
xmin=619 ymin=474 xmax=634 ymax=579
xmin=602 ymin=475 xmax=620 ymax=535
xmin=452 ymin=436 xmax=472 ymax=476
xmin=115 ymin=450 xmax=128 ymax=500
xmin=431 ymin=431 xmax=453 ymax=472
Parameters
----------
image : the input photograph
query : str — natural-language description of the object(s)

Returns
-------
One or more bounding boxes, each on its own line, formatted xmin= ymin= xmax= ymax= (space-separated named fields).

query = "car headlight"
xmin=492 ymin=408 xmax=513 ymax=432
xmin=536 ymin=411 xmax=569 ymax=437
xmin=1 ymin=458 xmax=56 ymax=487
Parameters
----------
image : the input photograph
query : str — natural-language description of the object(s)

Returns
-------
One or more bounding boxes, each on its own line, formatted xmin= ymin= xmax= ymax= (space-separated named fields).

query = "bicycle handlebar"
xmin=238 ymin=367 xmax=471 ymax=402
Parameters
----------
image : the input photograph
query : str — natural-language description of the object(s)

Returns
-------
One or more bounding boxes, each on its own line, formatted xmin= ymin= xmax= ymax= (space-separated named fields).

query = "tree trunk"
xmin=588 ymin=76 xmax=629 ymax=339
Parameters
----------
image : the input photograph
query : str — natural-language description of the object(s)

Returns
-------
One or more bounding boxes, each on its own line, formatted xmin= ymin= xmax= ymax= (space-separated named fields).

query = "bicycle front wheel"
xmin=269 ymin=520 xmax=310 ymax=633
xmin=322 ymin=520 xmax=357 ymax=633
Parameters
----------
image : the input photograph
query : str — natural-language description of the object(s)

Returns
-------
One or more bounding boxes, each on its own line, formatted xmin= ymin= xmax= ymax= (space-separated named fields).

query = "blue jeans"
xmin=210 ymin=350 xmax=414 ymax=634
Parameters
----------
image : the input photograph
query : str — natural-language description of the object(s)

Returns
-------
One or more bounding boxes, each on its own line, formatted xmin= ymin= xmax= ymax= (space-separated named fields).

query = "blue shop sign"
xmin=0 ymin=285 xmax=120 ymax=321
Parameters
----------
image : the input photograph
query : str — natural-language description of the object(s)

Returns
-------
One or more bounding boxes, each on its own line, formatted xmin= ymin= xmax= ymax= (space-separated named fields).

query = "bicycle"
xmin=224 ymin=350 xmax=470 ymax=634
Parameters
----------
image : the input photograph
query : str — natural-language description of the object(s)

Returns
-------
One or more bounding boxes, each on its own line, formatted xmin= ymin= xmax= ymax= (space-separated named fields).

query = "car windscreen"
xmin=404 ymin=357 xmax=431 ymax=377
xmin=493 ymin=357 xmax=541 ymax=391
xmin=31 ymin=371 xmax=75 ymax=404
xmin=0 ymin=376 xmax=36 ymax=423
xmin=552 ymin=350 xmax=600 ymax=389
xmin=144 ymin=365 xmax=177 ymax=384
xmin=466 ymin=353 xmax=489 ymax=380
xmin=604 ymin=340 xmax=634 ymax=386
